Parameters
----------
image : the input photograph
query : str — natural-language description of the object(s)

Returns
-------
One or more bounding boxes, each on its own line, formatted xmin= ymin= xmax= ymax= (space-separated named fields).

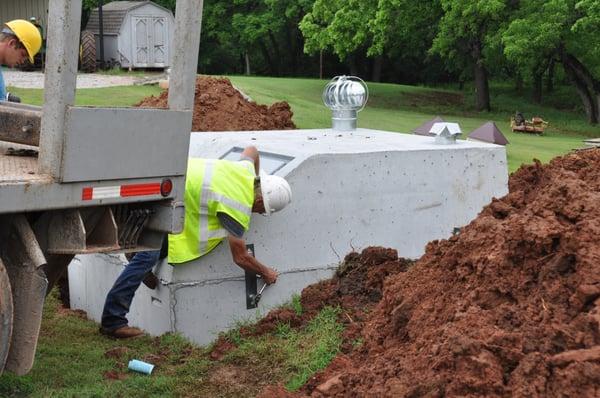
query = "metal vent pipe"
xmin=322 ymin=76 xmax=368 ymax=131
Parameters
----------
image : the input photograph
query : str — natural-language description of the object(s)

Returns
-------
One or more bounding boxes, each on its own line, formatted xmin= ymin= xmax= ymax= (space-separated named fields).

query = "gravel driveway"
xmin=2 ymin=69 xmax=163 ymax=89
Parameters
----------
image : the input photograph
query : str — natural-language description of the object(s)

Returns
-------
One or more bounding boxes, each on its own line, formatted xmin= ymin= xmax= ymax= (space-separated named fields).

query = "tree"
xmin=503 ymin=0 xmax=600 ymax=124
xmin=300 ymin=0 xmax=377 ymax=76
xmin=430 ymin=0 xmax=507 ymax=112
xmin=368 ymin=0 xmax=443 ymax=83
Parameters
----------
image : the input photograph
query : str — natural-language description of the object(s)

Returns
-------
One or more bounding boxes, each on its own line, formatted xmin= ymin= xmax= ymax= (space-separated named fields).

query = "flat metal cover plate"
xmin=220 ymin=147 xmax=294 ymax=175
xmin=61 ymin=107 xmax=192 ymax=182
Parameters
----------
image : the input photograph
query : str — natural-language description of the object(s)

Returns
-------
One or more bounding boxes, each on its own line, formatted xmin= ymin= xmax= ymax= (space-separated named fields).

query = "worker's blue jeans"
xmin=101 ymin=250 xmax=161 ymax=331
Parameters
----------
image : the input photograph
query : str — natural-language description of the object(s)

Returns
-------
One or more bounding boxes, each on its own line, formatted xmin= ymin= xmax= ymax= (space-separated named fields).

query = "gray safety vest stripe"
xmin=198 ymin=160 xmax=215 ymax=254
xmin=207 ymin=191 xmax=252 ymax=216
xmin=206 ymin=228 xmax=229 ymax=240
xmin=197 ymin=160 xmax=250 ymax=254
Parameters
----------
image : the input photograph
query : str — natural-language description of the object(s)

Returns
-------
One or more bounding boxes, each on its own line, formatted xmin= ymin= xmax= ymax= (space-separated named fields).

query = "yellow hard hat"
xmin=5 ymin=19 xmax=42 ymax=63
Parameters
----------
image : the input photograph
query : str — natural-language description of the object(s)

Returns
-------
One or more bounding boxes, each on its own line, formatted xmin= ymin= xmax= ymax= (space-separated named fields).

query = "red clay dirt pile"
xmin=210 ymin=247 xmax=412 ymax=362
xmin=135 ymin=76 xmax=296 ymax=131
xmin=262 ymin=148 xmax=600 ymax=398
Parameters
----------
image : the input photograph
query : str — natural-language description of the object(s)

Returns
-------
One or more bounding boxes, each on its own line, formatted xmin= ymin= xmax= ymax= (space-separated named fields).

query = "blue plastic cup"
xmin=128 ymin=359 xmax=155 ymax=375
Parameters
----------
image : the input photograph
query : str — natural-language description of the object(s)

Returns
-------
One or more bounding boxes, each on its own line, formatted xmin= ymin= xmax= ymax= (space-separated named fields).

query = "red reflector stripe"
xmin=120 ymin=183 xmax=162 ymax=197
xmin=82 ymin=187 xmax=93 ymax=201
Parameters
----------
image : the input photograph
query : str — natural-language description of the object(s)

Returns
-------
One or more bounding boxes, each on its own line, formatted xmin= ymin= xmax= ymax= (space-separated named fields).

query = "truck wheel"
xmin=80 ymin=30 xmax=97 ymax=73
xmin=0 ymin=257 xmax=13 ymax=374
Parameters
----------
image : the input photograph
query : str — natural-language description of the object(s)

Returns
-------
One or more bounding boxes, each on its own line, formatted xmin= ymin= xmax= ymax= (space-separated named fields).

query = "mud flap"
xmin=0 ymin=257 xmax=13 ymax=375
xmin=2 ymin=215 xmax=48 ymax=375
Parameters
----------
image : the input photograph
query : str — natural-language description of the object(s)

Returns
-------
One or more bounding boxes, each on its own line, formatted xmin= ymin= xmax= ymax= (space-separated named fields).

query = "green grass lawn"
xmin=8 ymin=85 xmax=162 ymax=107
xmin=0 ymin=292 xmax=342 ymax=397
xmin=227 ymin=75 xmax=600 ymax=171
xmin=9 ymin=75 xmax=598 ymax=172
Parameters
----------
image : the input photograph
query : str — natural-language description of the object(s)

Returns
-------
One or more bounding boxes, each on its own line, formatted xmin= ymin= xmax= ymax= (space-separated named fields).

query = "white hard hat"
xmin=260 ymin=171 xmax=292 ymax=215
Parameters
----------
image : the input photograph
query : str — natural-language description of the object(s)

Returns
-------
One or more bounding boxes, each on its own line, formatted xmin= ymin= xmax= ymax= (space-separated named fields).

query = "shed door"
xmin=132 ymin=16 xmax=168 ymax=68
xmin=133 ymin=16 xmax=149 ymax=66
xmin=152 ymin=17 xmax=167 ymax=66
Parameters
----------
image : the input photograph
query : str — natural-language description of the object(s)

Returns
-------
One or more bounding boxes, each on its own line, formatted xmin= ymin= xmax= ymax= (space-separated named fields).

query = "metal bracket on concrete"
xmin=244 ymin=244 xmax=259 ymax=309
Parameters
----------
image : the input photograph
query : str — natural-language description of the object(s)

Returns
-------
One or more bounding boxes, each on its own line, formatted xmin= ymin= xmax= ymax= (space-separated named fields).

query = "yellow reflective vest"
xmin=168 ymin=158 xmax=255 ymax=264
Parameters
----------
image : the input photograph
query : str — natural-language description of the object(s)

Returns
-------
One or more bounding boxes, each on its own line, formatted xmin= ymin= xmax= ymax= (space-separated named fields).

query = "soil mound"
xmin=268 ymin=148 xmax=600 ymax=397
xmin=135 ymin=76 xmax=296 ymax=131
xmin=210 ymin=247 xmax=410 ymax=361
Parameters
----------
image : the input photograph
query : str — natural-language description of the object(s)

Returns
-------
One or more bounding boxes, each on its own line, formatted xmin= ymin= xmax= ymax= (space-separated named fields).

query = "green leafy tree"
xmin=300 ymin=0 xmax=377 ymax=76
xmin=208 ymin=0 xmax=314 ymax=75
xmin=503 ymin=0 xmax=600 ymax=124
xmin=369 ymin=0 xmax=443 ymax=83
xmin=431 ymin=0 xmax=507 ymax=111
xmin=369 ymin=0 xmax=442 ymax=59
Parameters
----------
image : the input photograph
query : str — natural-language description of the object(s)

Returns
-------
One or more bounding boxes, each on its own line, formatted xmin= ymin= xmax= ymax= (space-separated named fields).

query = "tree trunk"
xmin=564 ymin=66 xmax=597 ymax=124
xmin=371 ymin=56 xmax=383 ymax=82
xmin=515 ymin=72 xmax=523 ymax=95
xmin=268 ymin=32 xmax=282 ymax=76
xmin=473 ymin=61 xmax=491 ymax=111
xmin=348 ymin=55 xmax=358 ymax=76
xmin=259 ymin=41 xmax=274 ymax=75
xmin=244 ymin=52 xmax=251 ymax=76
xmin=546 ymin=59 xmax=555 ymax=93
xmin=560 ymin=50 xmax=599 ymax=124
xmin=472 ymin=43 xmax=491 ymax=111
xmin=286 ymin=24 xmax=296 ymax=75
xmin=532 ymin=72 xmax=543 ymax=104
xmin=319 ymin=50 xmax=323 ymax=80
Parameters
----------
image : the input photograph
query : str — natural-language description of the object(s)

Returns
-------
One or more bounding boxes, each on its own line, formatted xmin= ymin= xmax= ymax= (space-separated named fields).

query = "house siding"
xmin=0 ymin=0 xmax=49 ymax=34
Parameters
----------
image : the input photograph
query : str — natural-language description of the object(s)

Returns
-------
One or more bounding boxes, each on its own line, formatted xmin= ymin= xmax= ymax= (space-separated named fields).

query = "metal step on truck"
xmin=0 ymin=0 xmax=204 ymax=376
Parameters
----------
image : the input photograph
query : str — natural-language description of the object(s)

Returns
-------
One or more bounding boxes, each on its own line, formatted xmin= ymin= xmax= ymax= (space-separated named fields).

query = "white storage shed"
xmin=85 ymin=1 xmax=174 ymax=69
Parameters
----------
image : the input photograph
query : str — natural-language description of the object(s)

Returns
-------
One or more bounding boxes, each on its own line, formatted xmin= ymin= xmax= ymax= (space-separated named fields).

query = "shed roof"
xmin=85 ymin=1 xmax=171 ymax=35
xmin=468 ymin=121 xmax=509 ymax=145
xmin=413 ymin=116 xmax=444 ymax=136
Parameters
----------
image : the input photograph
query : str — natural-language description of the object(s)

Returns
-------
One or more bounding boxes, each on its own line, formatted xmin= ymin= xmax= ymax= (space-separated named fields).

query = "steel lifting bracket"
xmin=244 ymin=244 xmax=267 ymax=309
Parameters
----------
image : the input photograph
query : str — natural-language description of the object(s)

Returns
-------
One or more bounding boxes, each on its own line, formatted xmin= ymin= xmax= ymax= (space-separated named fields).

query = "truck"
xmin=0 ymin=0 xmax=204 ymax=376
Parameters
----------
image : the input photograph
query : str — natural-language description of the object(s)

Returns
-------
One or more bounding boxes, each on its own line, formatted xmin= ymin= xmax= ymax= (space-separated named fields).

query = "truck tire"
xmin=80 ymin=30 xmax=97 ymax=73
xmin=0 ymin=257 xmax=13 ymax=375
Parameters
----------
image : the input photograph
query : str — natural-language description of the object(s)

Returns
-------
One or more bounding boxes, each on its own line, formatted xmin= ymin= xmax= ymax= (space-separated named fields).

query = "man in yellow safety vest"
xmin=100 ymin=146 xmax=292 ymax=338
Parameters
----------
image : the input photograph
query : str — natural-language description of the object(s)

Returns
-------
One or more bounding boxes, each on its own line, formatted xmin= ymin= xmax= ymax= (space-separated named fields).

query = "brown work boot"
xmin=100 ymin=325 xmax=144 ymax=339
xmin=142 ymin=271 xmax=158 ymax=290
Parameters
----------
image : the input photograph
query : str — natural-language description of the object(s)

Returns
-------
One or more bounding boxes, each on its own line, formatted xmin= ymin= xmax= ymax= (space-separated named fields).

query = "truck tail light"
xmin=160 ymin=179 xmax=173 ymax=197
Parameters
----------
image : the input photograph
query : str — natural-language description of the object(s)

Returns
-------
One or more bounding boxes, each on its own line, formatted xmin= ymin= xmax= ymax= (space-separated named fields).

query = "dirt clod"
xmin=135 ymin=76 xmax=296 ymax=131
xmin=103 ymin=346 xmax=129 ymax=359
xmin=103 ymin=370 xmax=128 ymax=381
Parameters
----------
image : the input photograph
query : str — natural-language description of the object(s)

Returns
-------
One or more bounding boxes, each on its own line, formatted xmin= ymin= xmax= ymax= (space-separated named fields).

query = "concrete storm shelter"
xmin=70 ymin=129 xmax=508 ymax=345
